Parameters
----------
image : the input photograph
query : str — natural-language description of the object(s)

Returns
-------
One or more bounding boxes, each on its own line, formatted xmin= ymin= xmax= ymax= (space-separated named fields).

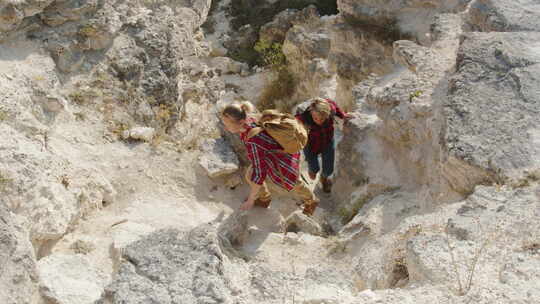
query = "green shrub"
xmin=254 ymin=39 xmax=287 ymax=67
xmin=254 ymin=40 xmax=297 ymax=111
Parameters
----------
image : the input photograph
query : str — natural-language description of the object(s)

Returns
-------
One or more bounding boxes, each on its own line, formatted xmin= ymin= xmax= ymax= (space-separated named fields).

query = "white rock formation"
xmin=38 ymin=254 xmax=108 ymax=304
xmin=122 ymin=127 xmax=155 ymax=142
xmin=199 ymin=138 xmax=240 ymax=178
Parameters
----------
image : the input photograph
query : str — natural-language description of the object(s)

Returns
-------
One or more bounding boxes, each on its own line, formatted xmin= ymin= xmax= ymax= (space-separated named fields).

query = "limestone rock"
xmin=102 ymin=225 xmax=250 ymax=304
xmin=199 ymin=138 xmax=240 ymax=178
xmin=405 ymin=186 xmax=540 ymax=299
xmin=111 ymin=221 xmax=155 ymax=253
xmin=218 ymin=210 xmax=249 ymax=247
xmin=70 ymin=236 xmax=97 ymax=255
xmin=259 ymin=5 xmax=319 ymax=43
xmin=208 ymin=56 xmax=247 ymax=75
xmin=285 ymin=210 xmax=324 ymax=236
xmin=445 ymin=32 xmax=540 ymax=180
xmin=468 ymin=0 xmax=540 ymax=32
xmin=0 ymin=0 xmax=55 ymax=33
xmin=0 ymin=205 xmax=39 ymax=304
xmin=332 ymin=14 xmax=467 ymax=214
xmin=38 ymin=253 xmax=108 ymax=304
xmin=337 ymin=0 xmax=471 ymax=43
xmin=39 ymin=0 xmax=99 ymax=27
xmin=122 ymin=127 xmax=155 ymax=142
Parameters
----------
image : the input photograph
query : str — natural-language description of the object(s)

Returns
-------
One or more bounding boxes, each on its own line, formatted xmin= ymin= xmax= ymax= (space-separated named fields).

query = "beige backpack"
xmin=247 ymin=109 xmax=308 ymax=154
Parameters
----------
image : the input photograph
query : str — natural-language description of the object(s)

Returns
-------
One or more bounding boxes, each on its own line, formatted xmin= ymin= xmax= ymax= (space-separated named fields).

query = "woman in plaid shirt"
xmin=296 ymin=98 xmax=351 ymax=193
xmin=221 ymin=102 xmax=318 ymax=216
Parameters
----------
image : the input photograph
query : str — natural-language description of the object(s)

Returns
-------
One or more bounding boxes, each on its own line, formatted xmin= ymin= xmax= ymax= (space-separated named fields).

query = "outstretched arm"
xmin=240 ymin=183 xmax=262 ymax=210
xmin=326 ymin=98 xmax=346 ymax=119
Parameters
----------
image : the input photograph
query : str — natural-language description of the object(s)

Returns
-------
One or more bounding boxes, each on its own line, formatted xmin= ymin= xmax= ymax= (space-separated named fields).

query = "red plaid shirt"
xmin=240 ymin=120 xmax=300 ymax=191
xmin=295 ymin=99 xmax=346 ymax=154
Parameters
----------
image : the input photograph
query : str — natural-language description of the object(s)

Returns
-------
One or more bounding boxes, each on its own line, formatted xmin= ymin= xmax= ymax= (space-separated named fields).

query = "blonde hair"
xmin=310 ymin=98 xmax=331 ymax=120
xmin=220 ymin=101 xmax=255 ymax=122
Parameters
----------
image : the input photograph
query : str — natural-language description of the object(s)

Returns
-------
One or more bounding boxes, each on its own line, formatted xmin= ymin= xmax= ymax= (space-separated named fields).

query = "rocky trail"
xmin=1 ymin=0 xmax=539 ymax=304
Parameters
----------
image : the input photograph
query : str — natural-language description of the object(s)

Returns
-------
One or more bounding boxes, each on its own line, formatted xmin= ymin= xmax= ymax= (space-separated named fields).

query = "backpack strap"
xmin=247 ymin=127 xmax=285 ymax=154
xmin=247 ymin=127 xmax=263 ymax=139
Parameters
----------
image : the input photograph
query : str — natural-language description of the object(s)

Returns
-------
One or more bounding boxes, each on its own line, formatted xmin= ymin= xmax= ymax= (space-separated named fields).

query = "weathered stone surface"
xmin=208 ymin=56 xmax=247 ymax=74
xmin=111 ymin=222 xmax=154 ymax=252
xmin=0 ymin=0 xmax=54 ymax=33
xmin=284 ymin=210 xmax=324 ymax=236
xmin=199 ymin=138 xmax=240 ymax=178
xmin=337 ymin=0 xmax=470 ymax=43
xmin=445 ymin=32 xmax=540 ymax=180
xmin=332 ymin=14 xmax=476 ymax=214
xmin=0 ymin=205 xmax=39 ymax=304
xmin=122 ymin=126 xmax=155 ymax=142
xmin=468 ymin=0 xmax=540 ymax=32
xmin=39 ymin=0 xmax=99 ymax=27
xmin=259 ymin=5 xmax=319 ymax=43
xmin=38 ymin=253 xmax=108 ymax=304
xmin=102 ymin=225 xmax=249 ymax=304
xmin=338 ymin=184 xmax=540 ymax=303
xmin=281 ymin=15 xmax=392 ymax=109
xmin=218 ymin=210 xmax=249 ymax=247
xmin=405 ymin=186 xmax=540 ymax=300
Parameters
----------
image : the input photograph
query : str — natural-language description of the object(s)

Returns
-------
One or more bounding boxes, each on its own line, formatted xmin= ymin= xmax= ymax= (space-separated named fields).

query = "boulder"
xmin=0 ymin=205 xmax=39 ymax=304
xmin=444 ymin=32 xmax=540 ymax=181
xmin=199 ymin=138 xmax=240 ymax=178
xmin=122 ymin=126 xmax=155 ymax=142
xmin=259 ymin=6 xmax=319 ymax=43
xmin=39 ymin=0 xmax=99 ymax=27
xmin=0 ymin=0 xmax=55 ymax=33
xmin=102 ymin=225 xmax=250 ymax=304
xmin=468 ymin=0 xmax=540 ymax=32
xmin=110 ymin=221 xmax=154 ymax=253
xmin=337 ymin=0 xmax=471 ymax=44
xmin=208 ymin=56 xmax=247 ymax=75
xmin=38 ymin=254 xmax=108 ymax=304
xmin=284 ymin=210 xmax=324 ymax=236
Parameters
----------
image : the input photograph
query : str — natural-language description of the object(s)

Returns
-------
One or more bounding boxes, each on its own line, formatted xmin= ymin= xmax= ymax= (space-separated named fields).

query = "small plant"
xmin=60 ymin=175 xmax=70 ymax=189
xmin=92 ymin=71 xmax=112 ymax=88
xmin=325 ymin=236 xmax=348 ymax=256
xmin=110 ymin=121 xmax=130 ymax=138
xmin=526 ymin=169 xmax=540 ymax=181
xmin=74 ymin=112 xmax=86 ymax=121
xmin=0 ymin=173 xmax=12 ymax=191
xmin=521 ymin=241 xmax=540 ymax=254
xmin=409 ymin=90 xmax=423 ymax=103
xmin=0 ymin=109 xmax=8 ymax=121
xmin=69 ymin=88 xmax=101 ymax=106
xmin=79 ymin=24 xmax=100 ymax=38
xmin=510 ymin=178 xmax=530 ymax=189
xmin=253 ymin=39 xmax=298 ymax=111
xmin=69 ymin=91 xmax=86 ymax=105
xmin=444 ymin=219 xmax=492 ymax=296
xmin=33 ymin=75 xmax=46 ymax=82
xmin=254 ymin=39 xmax=287 ymax=68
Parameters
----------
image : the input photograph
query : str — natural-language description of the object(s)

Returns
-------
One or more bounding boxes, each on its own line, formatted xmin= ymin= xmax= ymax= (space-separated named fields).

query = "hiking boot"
xmin=308 ymin=171 xmax=317 ymax=180
xmin=254 ymin=197 xmax=271 ymax=208
xmin=321 ymin=177 xmax=332 ymax=193
xmin=302 ymin=199 xmax=319 ymax=216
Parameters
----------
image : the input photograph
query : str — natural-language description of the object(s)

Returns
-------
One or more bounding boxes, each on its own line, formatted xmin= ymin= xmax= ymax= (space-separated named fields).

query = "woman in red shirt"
xmin=221 ymin=102 xmax=318 ymax=216
xmin=296 ymin=98 xmax=350 ymax=193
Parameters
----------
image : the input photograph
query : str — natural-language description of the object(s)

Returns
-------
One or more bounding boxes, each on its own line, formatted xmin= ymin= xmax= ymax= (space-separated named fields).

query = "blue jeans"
xmin=303 ymin=140 xmax=335 ymax=178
